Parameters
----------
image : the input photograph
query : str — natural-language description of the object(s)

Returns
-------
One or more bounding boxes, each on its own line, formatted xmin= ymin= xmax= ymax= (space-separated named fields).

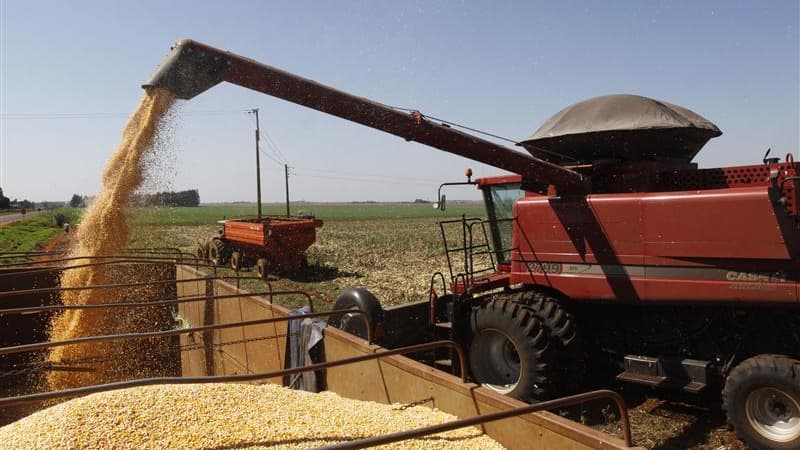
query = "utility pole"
xmin=250 ymin=108 xmax=262 ymax=219
xmin=284 ymin=163 xmax=290 ymax=217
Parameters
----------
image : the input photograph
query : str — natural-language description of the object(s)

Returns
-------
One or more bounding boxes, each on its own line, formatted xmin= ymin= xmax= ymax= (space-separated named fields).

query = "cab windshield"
xmin=482 ymin=183 xmax=523 ymax=264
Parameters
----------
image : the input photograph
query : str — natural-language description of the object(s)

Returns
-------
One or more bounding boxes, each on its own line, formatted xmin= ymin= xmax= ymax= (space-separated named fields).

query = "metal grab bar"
xmin=0 ymin=340 xmax=466 ymax=408
xmin=316 ymin=389 xmax=633 ymax=449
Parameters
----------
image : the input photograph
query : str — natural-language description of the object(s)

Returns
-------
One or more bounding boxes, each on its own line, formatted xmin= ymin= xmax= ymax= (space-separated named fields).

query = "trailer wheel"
xmin=230 ymin=251 xmax=242 ymax=271
xmin=328 ymin=288 xmax=383 ymax=342
xmin=208 ymin=239 xmax=229 ymax=266
xmin=516 ymin=291 xmax=586 ymax=394
xmin=195 ymin=241 xmax=208 ymax=262
xmin=256 ymin=258 xmax=270 ymax=279
xmin=469 ymin=298 xmax=556 ymax=402
xmin=724 ymin=354 xmax=800 ymax=449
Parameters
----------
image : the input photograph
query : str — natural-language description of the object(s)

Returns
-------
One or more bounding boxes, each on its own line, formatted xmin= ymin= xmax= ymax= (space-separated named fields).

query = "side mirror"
xmin=439 ymin=194 xmax=446 ymax=211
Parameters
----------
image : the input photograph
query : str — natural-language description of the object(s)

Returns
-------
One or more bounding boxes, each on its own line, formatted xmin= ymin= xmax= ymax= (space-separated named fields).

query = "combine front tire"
xmin=724 ymin=354 xmax=800 ymax=449
xmin=208 ymin=239 xmax=230 ymax=266
xmin=516 ymin=291 xmax=586 ymax=394
xmin=469 ymin=298 xmax=556 ymax=402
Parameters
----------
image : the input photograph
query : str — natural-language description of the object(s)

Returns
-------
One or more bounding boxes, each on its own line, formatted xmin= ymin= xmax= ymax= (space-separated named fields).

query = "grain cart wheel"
xmin=208 ymin=239 xmax=230 ymax=266
xmin=328 ymin=288 xmax=384 ymax=342
xmin=230 ymin=251 xmax=242 ymax=271
xmin=516 ymin=290 xmax=586 ymax=394
xmin=724 ymin=354 xmax=800 ymax=449
xmin=469 ymin=298 xmax=556 ymax=402
xmin=195 ymin=240 xmax=208 ymax=262
xmin=255 ymin=258 xmax=270 ymax=279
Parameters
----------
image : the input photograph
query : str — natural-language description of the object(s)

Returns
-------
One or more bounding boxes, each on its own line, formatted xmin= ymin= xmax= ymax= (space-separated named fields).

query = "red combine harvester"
xmin=198 ymin=217 xmax=323 ymax=277
xmin=146 ymin=40 xmax=800 ymax=449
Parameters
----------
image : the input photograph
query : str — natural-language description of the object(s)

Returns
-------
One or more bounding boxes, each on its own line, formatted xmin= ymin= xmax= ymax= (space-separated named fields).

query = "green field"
xmin=0 ymin=209 xmax=81 ymax=255
xmin=127 ymin=202 xmax=488 ymax=309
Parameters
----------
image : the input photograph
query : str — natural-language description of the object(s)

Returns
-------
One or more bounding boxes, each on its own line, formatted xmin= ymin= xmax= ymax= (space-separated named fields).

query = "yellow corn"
xmin=0 ymin=383 xmax=504 ymax=449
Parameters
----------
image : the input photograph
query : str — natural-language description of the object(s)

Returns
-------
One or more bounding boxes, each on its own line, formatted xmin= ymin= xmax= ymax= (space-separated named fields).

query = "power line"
xmin=291 ymin=172 xmax=435 ymax=186
xmin=292 ymin=166 xmax=441 ymax=183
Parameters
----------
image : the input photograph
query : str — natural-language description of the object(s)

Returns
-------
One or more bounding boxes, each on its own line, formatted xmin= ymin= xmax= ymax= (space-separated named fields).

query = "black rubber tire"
xmin=515 ymin=290 xmax=586 ymax=395
xmin=469 ymin=297 xmax=556 ymax=402
xmin=195 ymin=241 xmax=208 ymax=262
xmin=208 ymin=239 xmax=229 ymax=266
xmin=256 ymin=258 xmax=269 ymax=279
xmin=230 ymin=251 xmax=242 ymax=271
xmin=328 ymin=288 xmax=384 ymax=342
xmin=724 ymin=354 xmax=800 ymax=450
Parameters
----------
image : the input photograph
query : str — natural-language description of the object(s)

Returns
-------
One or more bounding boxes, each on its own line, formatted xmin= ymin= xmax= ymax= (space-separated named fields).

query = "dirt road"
xmin=0 ymin=210 xmax=45 ymax=226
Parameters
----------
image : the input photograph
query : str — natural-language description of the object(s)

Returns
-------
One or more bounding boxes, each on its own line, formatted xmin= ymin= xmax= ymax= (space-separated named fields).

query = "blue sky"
xmin=1 ymin=0 xmax=798 ymax=202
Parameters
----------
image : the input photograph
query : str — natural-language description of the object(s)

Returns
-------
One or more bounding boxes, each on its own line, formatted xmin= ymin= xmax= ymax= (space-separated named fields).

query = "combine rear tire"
xmin=724 ymin=354 xmax=800 ymax=449
xmin=516 ymin=291 xmax=586 ymax=394
xmin=208 ymin=239 xmax=229 ymax=266
xmin=469 ymin=297 xmax=556 ymax=402
xmin=230 ymin=251 xmax=242 ymax=271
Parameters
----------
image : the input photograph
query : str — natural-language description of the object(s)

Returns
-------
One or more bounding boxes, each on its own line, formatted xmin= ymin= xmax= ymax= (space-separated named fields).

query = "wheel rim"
xmin=745 ymin=387 xmax=800 ymax=443
xmin=477 ymin=328 xmax=521 ymax=395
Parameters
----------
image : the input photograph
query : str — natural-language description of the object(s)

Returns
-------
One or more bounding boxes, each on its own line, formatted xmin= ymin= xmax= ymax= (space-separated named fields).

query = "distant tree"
xmin=0 ymin=188 xmax=9 ymax=209
xmin=139 ymin=189 xmax=200 ymax=207
xmin=69 ymin=194 xmax=84 ymax=208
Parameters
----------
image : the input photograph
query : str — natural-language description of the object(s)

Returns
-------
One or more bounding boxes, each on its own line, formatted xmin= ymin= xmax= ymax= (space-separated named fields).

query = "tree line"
xmin=69 ymin=189 xmax=201 ymax=208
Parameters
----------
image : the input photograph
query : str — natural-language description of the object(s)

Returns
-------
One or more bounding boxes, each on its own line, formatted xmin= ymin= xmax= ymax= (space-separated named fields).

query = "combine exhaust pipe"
xmin=144 ymin=39 xmax=588 ymax=193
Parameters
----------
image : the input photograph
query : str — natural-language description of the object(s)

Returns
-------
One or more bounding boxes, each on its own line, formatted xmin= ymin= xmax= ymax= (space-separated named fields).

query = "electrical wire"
xmin=292 ymin=167 xmax=441 ymax=183
xmin=291 ymin=172 xmax=435 ymax=186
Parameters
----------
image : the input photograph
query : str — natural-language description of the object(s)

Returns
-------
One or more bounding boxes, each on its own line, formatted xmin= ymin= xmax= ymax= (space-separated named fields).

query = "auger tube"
xmin=143 ymin=39 xmax=587 ymax=193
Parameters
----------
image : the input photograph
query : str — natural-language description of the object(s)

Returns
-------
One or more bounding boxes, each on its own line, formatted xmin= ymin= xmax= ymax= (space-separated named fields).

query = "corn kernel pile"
xmin=0 ymin=383 xmax=505 ymax=449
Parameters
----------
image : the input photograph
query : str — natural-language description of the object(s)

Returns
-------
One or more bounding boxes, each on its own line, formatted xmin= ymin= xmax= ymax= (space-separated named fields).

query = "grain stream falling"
xmin=47 ymin=89 xmax=176 ymax=391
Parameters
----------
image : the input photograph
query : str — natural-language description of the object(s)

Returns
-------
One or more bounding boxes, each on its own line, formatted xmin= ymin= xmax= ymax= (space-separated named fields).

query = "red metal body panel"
xmin=222 ymin=217 xmax=323 ymax=271
xmin=509 ymin=185 xmax=799 ymax=304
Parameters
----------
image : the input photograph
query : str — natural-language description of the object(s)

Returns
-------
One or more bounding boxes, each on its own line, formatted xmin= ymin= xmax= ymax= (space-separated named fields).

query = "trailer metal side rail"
xmin=0 ymin=288 xmax=322 ymax=317
xmin=0 ymin=307 xmax=373 ymax=357
xmin=316 ymin=388 xmax=633 ymax=449
xmin=0 ymin=275 xmax=267 ymax=299
xmin=0 ymin=340 xmax=467 ymax=408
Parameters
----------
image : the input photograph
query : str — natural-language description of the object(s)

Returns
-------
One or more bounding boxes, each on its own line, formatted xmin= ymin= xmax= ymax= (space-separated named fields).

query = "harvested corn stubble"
xmin=0 ymin=383 xmax=505 ymax=449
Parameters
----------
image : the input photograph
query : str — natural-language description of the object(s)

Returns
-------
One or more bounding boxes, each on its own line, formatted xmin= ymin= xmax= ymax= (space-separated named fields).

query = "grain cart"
xmin=198 ymin=216 xmax=323 ymax=277
xmin=145 ymin=40 xmax=800 ymax=449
